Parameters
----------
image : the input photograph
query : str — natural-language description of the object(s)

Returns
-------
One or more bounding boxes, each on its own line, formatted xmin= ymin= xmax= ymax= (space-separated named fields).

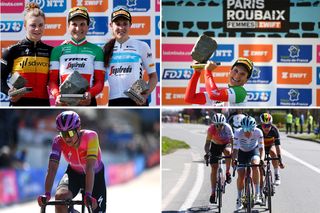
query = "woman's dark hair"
xmin=103 ymin=38 xmax=116 ymax=67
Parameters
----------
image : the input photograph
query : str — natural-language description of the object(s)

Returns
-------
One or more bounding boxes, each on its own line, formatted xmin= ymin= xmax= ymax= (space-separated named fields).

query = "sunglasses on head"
xmin=262 ymin=124 xmax=271 ymax=128
xmin=60 ymin=130 xmax=77 ymax=138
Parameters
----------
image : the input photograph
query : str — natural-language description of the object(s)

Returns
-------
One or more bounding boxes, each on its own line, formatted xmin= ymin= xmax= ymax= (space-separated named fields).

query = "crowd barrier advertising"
xmin=0 ymin=150 xmax=160 ymax=206
xmin=162 ymin=0 xmax=320 ymax=106
xmin=0 ymin=0 xmax=160 ymax=106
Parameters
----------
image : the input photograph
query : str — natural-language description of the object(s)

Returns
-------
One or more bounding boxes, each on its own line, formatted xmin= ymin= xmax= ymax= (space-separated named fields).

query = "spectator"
xmin=300 ymin=113 xmax=304 ymax=134
xmin=294 ymin=116 xmax=299 ymax=134
xmin=307 ymin=112 xmax=313 ymax=134
xmin=286 ymin=111 xmax=293 ymax=134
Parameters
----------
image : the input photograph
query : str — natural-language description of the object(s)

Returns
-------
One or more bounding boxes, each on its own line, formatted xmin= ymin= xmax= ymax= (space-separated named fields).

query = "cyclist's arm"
xmin=258 ymin=134 xmax=265 ymax=161
xmin=184 ymin=70 xmax=206 ymax=104
xmin=204 ymin=130 xmax=212 ymax=153
xmin=44 ymin=160 xmax=59 ymax=194
xmin=88 ymin=70 xmax=105 ymax=97
xmin=85 ymin=132 xmax=99 ymax=194
xmin=145 ymin=72 xmax=158 ymax=97
xmin=204 ymin=65 xmax=229 ymax=102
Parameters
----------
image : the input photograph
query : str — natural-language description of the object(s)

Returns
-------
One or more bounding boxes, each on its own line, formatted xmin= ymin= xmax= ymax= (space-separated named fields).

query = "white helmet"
xmin=211 ymin=113 xmax=226 ymax=124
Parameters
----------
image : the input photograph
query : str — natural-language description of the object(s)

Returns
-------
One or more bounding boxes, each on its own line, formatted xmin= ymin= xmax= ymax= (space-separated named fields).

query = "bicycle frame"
xmin=206 ymin=154 xmax=231 ymax=213
xmin=234 ymin=163 xmax=260 ymax=213
xmin=263 ymin=153 xmax=280 ymax=213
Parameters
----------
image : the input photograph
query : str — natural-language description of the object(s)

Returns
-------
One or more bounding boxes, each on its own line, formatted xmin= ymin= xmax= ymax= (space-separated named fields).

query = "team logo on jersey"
xmin=109 ymin=65 xmax=133 ymax=76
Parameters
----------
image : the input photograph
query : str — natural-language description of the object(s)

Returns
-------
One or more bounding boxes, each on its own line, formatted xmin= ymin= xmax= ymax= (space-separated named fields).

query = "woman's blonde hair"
xmin=24 ymin=2 xmax=45 ymax=22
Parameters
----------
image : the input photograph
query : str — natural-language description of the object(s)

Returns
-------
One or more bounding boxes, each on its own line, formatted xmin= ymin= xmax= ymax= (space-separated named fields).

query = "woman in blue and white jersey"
xmin=103 ymin=6 xmax=158 ymax=106
xmin=232 ymin=116 xmax=265 ymax=210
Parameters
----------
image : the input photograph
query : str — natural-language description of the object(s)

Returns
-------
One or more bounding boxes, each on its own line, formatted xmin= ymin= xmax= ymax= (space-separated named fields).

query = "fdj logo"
xmin=0 ymin=21 xmax=23 ymax=32
xmin=163 ymin=69 xmax=193 ymax=79
xmin=247 ymin=91 xmax=270 ymax=102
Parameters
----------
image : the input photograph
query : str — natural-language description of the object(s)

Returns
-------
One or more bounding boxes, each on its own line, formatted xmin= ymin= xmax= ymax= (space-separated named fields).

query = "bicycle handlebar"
xmin=204 ymin=153 xmax=231 ymax=166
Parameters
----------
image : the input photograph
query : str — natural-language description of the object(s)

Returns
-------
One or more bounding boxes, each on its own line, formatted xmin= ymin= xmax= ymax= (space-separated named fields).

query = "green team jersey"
xmin=49 ymin=37 xmax=105 ymax=87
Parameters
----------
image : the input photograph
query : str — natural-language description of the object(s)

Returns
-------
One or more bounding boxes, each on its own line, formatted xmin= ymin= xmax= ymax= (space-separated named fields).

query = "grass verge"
xmin=162 ymin=136 xmax=190 ymax=155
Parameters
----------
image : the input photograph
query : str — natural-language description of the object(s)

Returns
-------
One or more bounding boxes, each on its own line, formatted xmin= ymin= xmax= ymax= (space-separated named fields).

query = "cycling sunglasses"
xmin=214 ymin=124 xmax=223 ymax=128
xmin=69 ymin=6 xmax=88 ymax=12
xmin=60 ymin=130 xmax=77 ymax=138
xmin=262 ymin=124 xmax=271 ymax=128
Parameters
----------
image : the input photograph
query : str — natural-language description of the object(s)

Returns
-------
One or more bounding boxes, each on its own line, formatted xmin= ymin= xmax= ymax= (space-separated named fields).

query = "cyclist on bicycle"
xmin=204 ymin=113 xmax=234 ymax=203
xmin=37 ymin=111 xmax=106 ymax=213
xmin=232 ymin=116 xmax=264 ymax=210
xmin=257 ymin=113 xmax=285 ymax=187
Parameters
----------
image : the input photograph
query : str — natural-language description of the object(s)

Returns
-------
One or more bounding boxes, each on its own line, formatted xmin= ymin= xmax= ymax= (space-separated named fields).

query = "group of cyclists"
xmin=205 ymin=111 xmax=285 ymax=211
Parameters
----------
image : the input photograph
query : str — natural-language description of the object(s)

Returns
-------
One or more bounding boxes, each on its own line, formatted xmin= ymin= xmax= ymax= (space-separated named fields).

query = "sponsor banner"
xmin=16 ymin=168 xmax=46 ymax=201
xmin=156 ymin=62 xmax=160 ymax=82
xmin=0 ymin=0 xmax=24 ymax=13
xmin=29 ymin=0 xmax=66 ymax=13
xmin=209 ymin=44 xmax=234 ymax=62
xmin=113 ymin=0 xmax=150 ymax=12
xmin=277 ymin=45 xmax=312 ymax=63
xmin=130 ymin=16 xmax=151 ymax=35
xmin=317 ymin=45 xmax=320 ymax=63
xmin=162 ymin=44 xmax=193 ymax=62
xmin=317 ymin=67 xmax=320 ymax=85
xmin=0 ymin=170 xmax=19 ymax=205
xmin=277 ymin=88 xmax=312 ymax=106
xmin=0 ymin=92 xmax=10 ymax=106
xmin=71 ymin=0 xmax=108 ymax=12
xmin=223 ymin=0 xmax=290 ymax=32
xmin=0 ymin=40 xmax=19 ymax=58
xmin=87 ymin=17 xmax=108 ymax=36
xmin=107 ymin=162 xmax=135 ymax=185
xmin=277 ymin=66 xmax=312 ymax=85
xmin=239 ymin=44 xmax=273 ymax=62
xmin=155 ymin=16 xmax=160 ymax=35
xmin=43 ymin=40 xmax=65 ymax=47
xmin=43 ymin=17 xmax=66 ymax=36
xmin=162 ymin=69 xmax=193 ymax=80
xmin=0 ymin=21 xmax=23 ymax=33
xmin=156 ymin=39 xmax=160 ymax=59
xmin=317 ymin=89 xmax=320 ymax=106
xmin=162 ymin=87 xmax=188 ymax=105
xmin=200 ymin=66 xmax=230 ymax=84
xmin=156 ymin=85 xmax=160 ymax=105
xmin=247 ymin=90 xmax=271 ymax=102
xmin=155 ymin=0 xmax=160 ymax=12
xmin=247 ymin=66 xmax=272 ymax=84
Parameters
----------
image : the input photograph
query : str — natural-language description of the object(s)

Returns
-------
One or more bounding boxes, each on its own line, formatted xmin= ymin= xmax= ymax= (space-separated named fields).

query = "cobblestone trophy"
xmin=8 ymin=72 xmax=33 ymax=96
xmin=59 ymin=71 xmax=89 ymax=105
xmin=124 ymin=79 xmax=149 ymax=104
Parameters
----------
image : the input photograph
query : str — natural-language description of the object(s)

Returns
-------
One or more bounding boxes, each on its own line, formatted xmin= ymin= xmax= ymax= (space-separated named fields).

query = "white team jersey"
xmin=107 ymin=38 xmax=156 ymax=100
xmin=233 ymin=128 xmax=264 ymax=152
xmin=203 ymin=90 xmax=248 ymax=107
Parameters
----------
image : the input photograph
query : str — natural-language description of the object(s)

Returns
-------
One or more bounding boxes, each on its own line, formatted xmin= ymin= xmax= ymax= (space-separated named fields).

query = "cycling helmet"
xmin=260 ymin=113 xmax=273 ymax=124
xmin=211 ymin=113 xmax=226 ymax=124
xmin=232 ymin=114 xmax=246 ymax=129
xmin=56 ymin=111 xmax=81 ymax=131
xmin=240 ymin=116 xmax=256 ymax=132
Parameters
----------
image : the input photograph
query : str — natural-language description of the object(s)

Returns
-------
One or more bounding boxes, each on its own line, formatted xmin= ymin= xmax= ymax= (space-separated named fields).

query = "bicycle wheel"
xmin=217 ymin=175 xmax=222 ymax=213
xmin=266 ymin=170 xmax=273 ymax=213
xmin=245 ymin=177 xmax=252 ymax=213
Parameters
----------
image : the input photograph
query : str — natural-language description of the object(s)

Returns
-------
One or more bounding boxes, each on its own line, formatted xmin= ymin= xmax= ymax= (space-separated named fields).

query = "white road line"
xmin=179 ymin=163 xmax=204 ymax=212
xmin=162 ymin=163 xmax=191 ymax=210
xmin=282 ymin=149 xmax=320 ymax=174
xmin=179 ymin=152 xmax=205 ymax=211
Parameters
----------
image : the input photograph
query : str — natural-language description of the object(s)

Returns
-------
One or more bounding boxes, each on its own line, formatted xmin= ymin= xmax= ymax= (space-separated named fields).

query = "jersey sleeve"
xmin=228 ymin=86 xmax=247 ymax=104
xmin=49 ymin=46 xmax=62 ymax=98
xmin=273 ymin=126 xmax=281 ymax=145
xmin=184 ymin=71 xmax=206 ymax=104
xmin=139 ymin=41 xmax=155 ymax=74
xmin=257 ymin=129 xmax=264 ymax=148
xmin=204 ymin=69 xmax=230 ymax=102
xmin=87 ymin=132 xmax=99 ymax=160
xmin=233 ymin=130 xmax=240 ymax=150
xmin=49 ymin=136 xmax=62 ymax=163
xmin=1 ymin=48 xmax=12 ymax=95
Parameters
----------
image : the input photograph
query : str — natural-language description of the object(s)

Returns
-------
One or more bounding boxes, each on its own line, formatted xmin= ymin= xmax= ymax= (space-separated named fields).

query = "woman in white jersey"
xmin=232 ymin=116 xmax=265 ymax=210
xmin=103 ymin=6 xmax=158 ymax=106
